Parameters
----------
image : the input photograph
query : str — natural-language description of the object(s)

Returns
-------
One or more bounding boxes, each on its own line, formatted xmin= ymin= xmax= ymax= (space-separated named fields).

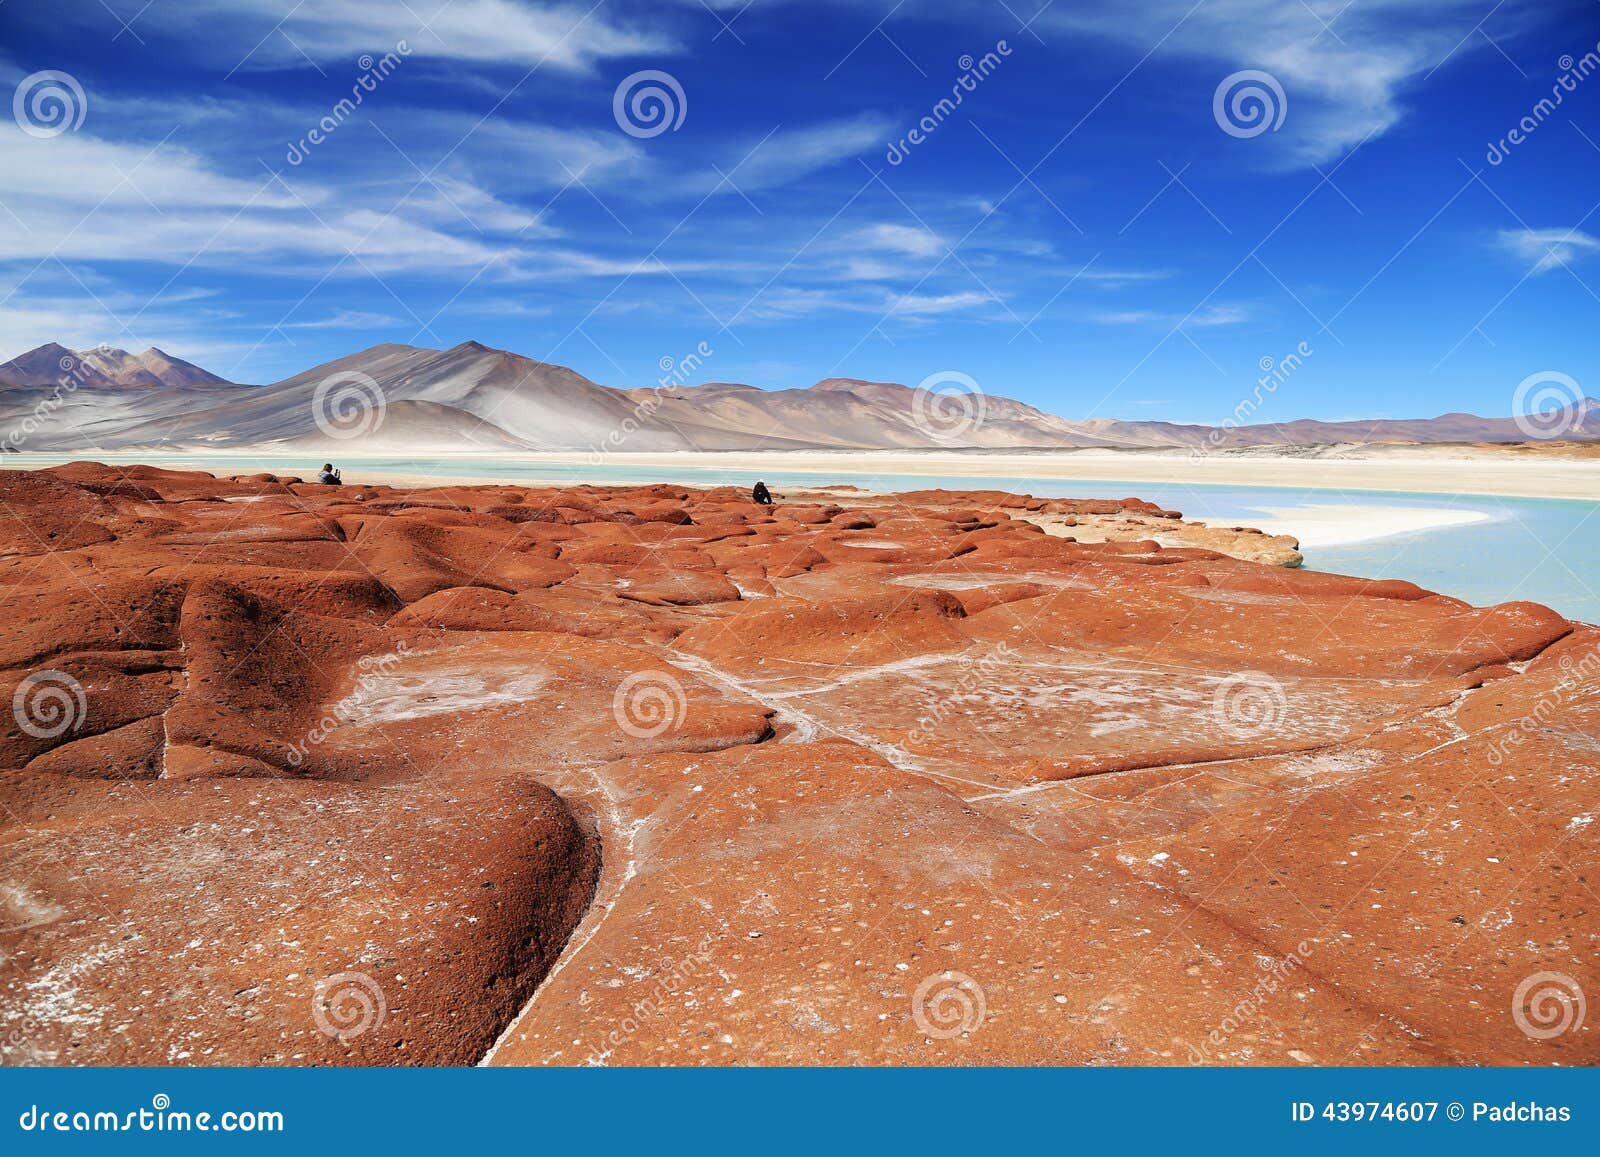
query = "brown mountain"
xmin=0 ymin=339 xmax=1595 ymax=452
xmin=0 ymin=343 xmax=234 ymax=390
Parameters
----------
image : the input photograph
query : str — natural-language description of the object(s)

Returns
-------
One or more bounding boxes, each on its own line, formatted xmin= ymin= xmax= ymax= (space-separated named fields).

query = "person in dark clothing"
xmin=318 ymin=463 xmax=342 ymax=485
xmin=751 ymin=480 xmax=773 ymax=505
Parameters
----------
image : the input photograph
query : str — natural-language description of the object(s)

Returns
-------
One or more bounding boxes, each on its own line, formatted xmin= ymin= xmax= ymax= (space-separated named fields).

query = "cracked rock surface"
xmin=1 ymin=463 xmax=1593 ymax=1066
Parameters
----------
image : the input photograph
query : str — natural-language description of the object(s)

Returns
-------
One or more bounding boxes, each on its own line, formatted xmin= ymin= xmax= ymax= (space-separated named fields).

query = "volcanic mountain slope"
xmin=0 ymin=344 xmax=233 ymax=390
xmin=0 ymin=463 xmax=1594 ymax=1067
xmin=3 ymin=340 xmax=1596 ymax=451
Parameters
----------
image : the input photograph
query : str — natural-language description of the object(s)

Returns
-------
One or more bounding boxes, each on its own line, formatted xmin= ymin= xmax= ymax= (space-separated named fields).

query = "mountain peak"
xmin=0 ymin=342 xmax=235 ymax=390
xmin=810 ymin=377 xmax=907 ymax=393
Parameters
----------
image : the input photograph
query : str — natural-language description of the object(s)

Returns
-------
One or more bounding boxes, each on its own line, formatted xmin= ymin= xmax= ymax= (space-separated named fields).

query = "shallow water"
xmin=14 ymin=453 xmax=1598 ymax=623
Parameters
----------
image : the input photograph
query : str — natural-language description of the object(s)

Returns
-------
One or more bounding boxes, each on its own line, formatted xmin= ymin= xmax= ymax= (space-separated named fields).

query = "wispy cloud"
xmin=1091 ymin=303 xmax=1252 ymax=327
xmin=743 ymin=285 xmax=997 ymax=322
xmin=852 ymin=223 xmax=946 ymax=258
xmin=0 ymin=286 xmax=249 ymax=363
xmin=1498 ymin=227 xmax=1600 ymax=274
xmin=1045 ymin=0 xmax=1522 ymax=166
xmin=703 ymin=115 xmax=893 ymax=195
xmin=132 ymin=0 xmax=671 ymax=73
xmin=280 ymin=310 xmax=404 ymax=329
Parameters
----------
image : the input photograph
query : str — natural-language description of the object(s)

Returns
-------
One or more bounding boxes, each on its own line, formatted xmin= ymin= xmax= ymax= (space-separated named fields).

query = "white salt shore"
xmin=1213 ymin=504 xmax=1494 ymax=548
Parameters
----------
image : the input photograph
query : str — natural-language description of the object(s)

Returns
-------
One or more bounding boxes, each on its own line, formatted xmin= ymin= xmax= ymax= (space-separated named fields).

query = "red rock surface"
xmin=0 ymin=463 xmax=1593 ymax=1067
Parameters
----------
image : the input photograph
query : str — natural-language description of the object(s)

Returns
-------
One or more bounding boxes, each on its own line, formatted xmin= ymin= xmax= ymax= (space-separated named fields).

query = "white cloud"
xmin=1044 ymin=0 xmax=1522 ymax=166
xmin=1498 ymin=228 xmax=1600 ymax=274
xmin=1090 ymin=302 xmax=1251 ymax=327
xmin=0 ymin=121 xmax=666 ymax=283
xmin=854 ymin=223 xmax=946 ymax=258
xmin=708 ymin=115 xmax=891 ymax=194
xmin=135 ymin=0 xmax=670 ymax=73
xmin=0 ymin=288 xmax=248 ymax=365
xmin=888 ymin=289 xmax=994 ymax=316
xmin=742 ymin=284 xmax=997 ymax=322
xmin=280 ymin=310 xmax=405 ymax=329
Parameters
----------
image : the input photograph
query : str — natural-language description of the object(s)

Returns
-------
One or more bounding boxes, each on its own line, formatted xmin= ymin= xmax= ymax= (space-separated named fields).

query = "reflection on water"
xmin=12 ymin=453 xmax=1597 ymax=623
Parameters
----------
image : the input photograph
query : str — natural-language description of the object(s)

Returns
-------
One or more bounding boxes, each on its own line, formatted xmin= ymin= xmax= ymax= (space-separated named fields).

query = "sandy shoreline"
xmin=8 ymin=447 xmax=1593 ymax=501
xmin=1 ymin=450 xmax=1578 ymax=550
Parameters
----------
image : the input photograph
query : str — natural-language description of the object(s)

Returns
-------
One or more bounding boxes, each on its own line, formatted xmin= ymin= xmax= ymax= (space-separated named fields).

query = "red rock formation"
xmin=0 ymin=464 xmax=1593 ymax=1067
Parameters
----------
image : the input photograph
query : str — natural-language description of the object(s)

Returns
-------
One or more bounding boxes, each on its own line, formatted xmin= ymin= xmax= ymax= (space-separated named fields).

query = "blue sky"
xmin=0 ymin=0 xmax=1597 ymax=423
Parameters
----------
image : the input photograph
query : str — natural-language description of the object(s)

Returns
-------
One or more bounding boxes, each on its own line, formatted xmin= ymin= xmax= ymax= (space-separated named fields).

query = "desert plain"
xmin=0 ymin=461 xmax=1595 ymax=1067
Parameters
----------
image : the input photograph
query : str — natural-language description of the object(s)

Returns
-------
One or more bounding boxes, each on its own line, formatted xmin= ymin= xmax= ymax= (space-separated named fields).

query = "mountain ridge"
xmin=1 ymin=340 xmax=1595 ymax=452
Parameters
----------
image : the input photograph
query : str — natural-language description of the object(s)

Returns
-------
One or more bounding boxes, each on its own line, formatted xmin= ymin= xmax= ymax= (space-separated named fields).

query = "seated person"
xmin=751 ymin=480 xmax=773 ymax=505
xmin=317 ymin=463 xmax=342 ymax=485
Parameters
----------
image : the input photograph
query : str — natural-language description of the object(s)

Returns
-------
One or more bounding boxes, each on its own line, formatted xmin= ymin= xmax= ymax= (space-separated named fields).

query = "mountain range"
xmin=2 ymin=341 xmax=1595 ymax=453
